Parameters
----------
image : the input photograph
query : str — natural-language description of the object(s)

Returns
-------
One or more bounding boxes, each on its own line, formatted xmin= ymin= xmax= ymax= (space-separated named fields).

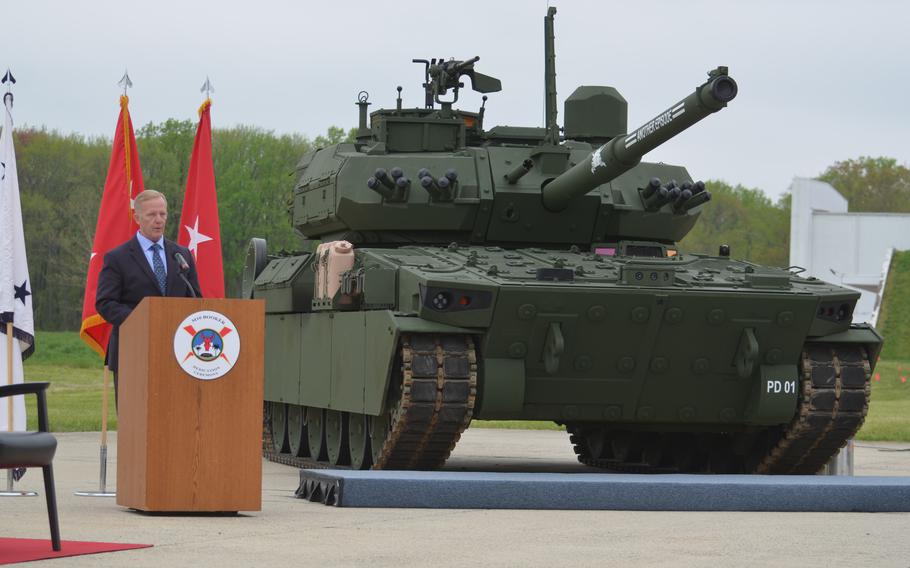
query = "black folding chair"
xmin=0 ymin=382 xmax=60 ymax=551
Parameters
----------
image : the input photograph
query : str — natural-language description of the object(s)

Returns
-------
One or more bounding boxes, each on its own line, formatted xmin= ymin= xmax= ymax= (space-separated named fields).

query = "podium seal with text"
xmin=173 ymin=310 xmax=241 ymax=380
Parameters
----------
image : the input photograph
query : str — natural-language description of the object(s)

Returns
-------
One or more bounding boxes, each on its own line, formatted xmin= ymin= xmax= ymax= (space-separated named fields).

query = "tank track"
xmin=567 ymin=342 xmax=872 ymax=474
xmin=263 ymin=333 xmax=477 ymax=470
xmin=755 ymin=342 xmax=871 ymax=473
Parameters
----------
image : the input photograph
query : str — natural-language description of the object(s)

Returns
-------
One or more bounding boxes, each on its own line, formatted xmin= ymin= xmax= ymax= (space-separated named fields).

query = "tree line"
xmin=12 ymin=120 xmax=910 ymax=331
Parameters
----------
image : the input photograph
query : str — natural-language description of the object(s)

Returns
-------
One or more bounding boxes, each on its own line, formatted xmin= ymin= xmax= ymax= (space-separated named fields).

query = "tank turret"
xmin=291 ymin=62 xmax=735 ymax=248
xmin=289 ymin=10 xmax=737 ymax=249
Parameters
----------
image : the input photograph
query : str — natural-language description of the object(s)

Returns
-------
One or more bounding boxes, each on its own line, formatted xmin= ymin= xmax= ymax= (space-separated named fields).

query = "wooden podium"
xmin=116 ymin=297 xmax=265 ymax=512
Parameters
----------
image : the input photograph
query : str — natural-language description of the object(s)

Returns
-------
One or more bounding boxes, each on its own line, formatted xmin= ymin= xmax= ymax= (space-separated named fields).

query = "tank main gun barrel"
xmin=541 ymin=67 xmax=737 ymax=212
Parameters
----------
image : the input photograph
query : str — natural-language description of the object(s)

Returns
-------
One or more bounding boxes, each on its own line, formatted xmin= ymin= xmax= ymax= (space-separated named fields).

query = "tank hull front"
xmin=476 ymin=285 xmax=815 ymax=426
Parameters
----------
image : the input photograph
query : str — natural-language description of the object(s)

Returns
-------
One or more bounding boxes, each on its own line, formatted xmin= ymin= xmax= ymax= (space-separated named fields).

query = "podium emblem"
xmin=173 ymin=310 xmax=241 ymax=380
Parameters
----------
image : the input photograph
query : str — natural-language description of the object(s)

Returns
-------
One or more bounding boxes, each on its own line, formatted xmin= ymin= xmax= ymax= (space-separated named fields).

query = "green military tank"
xmin=247 ymin=8 xmax=881 ymax=473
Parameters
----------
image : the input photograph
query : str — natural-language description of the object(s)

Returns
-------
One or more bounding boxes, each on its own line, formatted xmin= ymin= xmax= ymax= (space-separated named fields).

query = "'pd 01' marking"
xmin=767 ymin=380 xmax=797 ymax=394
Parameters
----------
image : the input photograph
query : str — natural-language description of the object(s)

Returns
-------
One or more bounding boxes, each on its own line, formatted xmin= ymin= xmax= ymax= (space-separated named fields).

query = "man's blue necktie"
xmin=151 ymin=243 xmax=167 ymax=294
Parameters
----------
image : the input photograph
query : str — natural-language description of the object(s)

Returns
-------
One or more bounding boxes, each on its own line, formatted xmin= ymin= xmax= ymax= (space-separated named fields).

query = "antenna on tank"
xmin=544 ymin=6 xmax=559 ymax=145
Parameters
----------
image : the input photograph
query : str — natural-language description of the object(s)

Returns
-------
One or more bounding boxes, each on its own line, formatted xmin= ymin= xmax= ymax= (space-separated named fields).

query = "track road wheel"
xmin=325 ymin=410 xmax=351 ymax=466
xmin=287 ymin=404 xmax=309 ymax=458
xmin=306 ymin=407 xmax=328 ymax=462
xmin=641 ymin=433 xmax=665 ymax=468
xmin=707 ymin=436 xmax=740 ymax=473
xmin=369 ymin=411 xmax=392 ymax=467
xmin=348 ymin=413 xmax=372 ymax=470
xmin=671 ymin=433 xmax=701 ymax=472
xmin=261 ymin=334 xmax=478 ymax=472
xmin=585 ymin=426 xmax=610 ymax=460
xmin=611 ymin=431 xmax=640 ymax=463
xmin=269 ymin=402 xmax=289 ymax=454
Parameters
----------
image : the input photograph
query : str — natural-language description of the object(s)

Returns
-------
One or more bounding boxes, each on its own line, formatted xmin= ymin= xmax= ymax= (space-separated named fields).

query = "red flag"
xmin=79 ymin=95 xmax=145 ymax=358
xmin=178 ymin=99 xmax=224 ymax=297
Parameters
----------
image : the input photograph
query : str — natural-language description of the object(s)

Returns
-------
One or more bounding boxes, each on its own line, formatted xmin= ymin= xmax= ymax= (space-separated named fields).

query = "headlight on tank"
xmin=816 ymin=299 xmax=856 ymax=323
xmin=420 ymin=285 xmax=493 ymax=312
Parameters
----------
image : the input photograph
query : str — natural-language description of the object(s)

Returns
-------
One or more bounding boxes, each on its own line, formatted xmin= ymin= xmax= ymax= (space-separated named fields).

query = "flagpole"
xmin=5 ymin=322 xmax=11 ymax=432
xmin=76 ymin=74 xmax=138 ymax=497
xmin=2 ymin=322 xmax=36 ymax=496
xmin=5 ymin=323 xmax=13 ymax=492
xmin=5 ymin=323 xmax=11 ymax=492
xmin=75 ymin=365 xmax=115 ymax=497
xmin=0 ymin=72 xmax=36 ymax=498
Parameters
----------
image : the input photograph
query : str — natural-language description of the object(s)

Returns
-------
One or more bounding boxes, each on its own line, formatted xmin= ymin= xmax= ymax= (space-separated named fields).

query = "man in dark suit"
xmin=96 ymin=189 xmax=201 ymax=403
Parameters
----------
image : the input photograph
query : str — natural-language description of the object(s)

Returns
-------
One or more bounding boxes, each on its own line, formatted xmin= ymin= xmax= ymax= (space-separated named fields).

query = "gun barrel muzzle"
xmin=541 ymin=68 xmax=737 ymax=212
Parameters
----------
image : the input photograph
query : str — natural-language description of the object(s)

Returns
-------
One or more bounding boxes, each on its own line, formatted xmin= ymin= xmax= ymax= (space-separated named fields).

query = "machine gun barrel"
xmin=542 ymin=68 xmax=737 ymax=212
xmin=454 ymin=56 xmax=480 ymax=73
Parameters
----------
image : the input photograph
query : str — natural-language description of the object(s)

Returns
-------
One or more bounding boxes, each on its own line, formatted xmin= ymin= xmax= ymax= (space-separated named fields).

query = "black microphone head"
xmin=174 ymin=251 xmax=190 ymax=272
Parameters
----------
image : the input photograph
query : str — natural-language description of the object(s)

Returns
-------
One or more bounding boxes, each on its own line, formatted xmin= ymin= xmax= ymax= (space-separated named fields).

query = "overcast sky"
xmin=3 ymin=0 xmax=908 ymax=200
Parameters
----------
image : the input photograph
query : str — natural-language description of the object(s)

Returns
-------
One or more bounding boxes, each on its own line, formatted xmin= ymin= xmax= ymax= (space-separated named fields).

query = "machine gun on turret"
xmin=413 ymin=56 xmax=502 ymax=108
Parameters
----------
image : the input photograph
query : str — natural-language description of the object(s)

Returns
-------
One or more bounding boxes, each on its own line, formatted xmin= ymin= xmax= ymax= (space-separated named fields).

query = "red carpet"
xmin=0 ymin=537 xmax=151 ymax=564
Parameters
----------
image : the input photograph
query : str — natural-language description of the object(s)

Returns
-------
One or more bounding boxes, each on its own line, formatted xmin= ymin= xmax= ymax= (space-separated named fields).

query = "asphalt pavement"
xmin=3 ymin=429 xmax=910 ymax=567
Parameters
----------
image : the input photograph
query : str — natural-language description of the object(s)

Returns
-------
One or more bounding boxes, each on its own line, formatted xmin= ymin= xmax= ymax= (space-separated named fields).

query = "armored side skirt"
xmin=263 ymin=310 xmax=474 ymax=416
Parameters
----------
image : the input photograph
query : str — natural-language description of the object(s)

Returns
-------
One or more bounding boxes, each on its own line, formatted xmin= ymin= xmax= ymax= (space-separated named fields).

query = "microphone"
xmin=174 ymin=251 xmax=190 ymax=273
xmin=173 ymin=251 xmax=198 ymax=298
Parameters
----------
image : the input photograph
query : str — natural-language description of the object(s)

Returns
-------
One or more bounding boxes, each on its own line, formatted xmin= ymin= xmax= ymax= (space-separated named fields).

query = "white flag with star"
xmin=0 ymin=92 xmax=34 ymax=432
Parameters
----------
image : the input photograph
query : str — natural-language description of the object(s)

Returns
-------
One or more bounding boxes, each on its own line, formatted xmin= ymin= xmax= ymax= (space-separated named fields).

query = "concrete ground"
xmin=3 ymin=429 xmax=910 ymax=567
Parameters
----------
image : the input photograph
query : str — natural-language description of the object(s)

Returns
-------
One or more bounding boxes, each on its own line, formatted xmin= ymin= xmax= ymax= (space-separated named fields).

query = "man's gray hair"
xmin=134 ymin=189 xmax=168 ymax=211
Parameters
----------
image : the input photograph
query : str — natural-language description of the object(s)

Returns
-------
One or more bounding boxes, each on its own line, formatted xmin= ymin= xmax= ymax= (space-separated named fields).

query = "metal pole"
xmin=1 ymin=468 xmax=36 ymax=496
xmin=6 ymin=322 xmax=12 ymax=434
xmin=1 ymin=322 xmax=37 ymax=497
xmin=846 ymin=438 xmax=855 ymax=473
xmin=824 ymin=438 xmax=855 ymax=476
xmin=75 ymin=366 xmax=115 ymax=497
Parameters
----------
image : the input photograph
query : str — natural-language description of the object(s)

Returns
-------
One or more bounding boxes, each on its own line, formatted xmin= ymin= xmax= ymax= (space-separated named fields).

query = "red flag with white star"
xmin=178 ymin=98 xmax=224 ymax=297
xmin=79 ymin=95 xmax=144 ymax=358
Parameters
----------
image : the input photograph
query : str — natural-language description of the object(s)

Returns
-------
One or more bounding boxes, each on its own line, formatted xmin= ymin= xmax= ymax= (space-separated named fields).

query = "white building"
xmin=788 ymin=177 xmax=910 ymax=325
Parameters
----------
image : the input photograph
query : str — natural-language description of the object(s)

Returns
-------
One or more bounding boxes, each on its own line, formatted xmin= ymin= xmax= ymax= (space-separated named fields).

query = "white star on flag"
xmin=184 ymin=215 xmax=213 ymax=259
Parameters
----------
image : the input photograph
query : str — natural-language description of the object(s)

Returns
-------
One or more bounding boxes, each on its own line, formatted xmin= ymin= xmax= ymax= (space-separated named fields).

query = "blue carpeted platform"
xmin=296 ymin=469 xmax=910 ymax=511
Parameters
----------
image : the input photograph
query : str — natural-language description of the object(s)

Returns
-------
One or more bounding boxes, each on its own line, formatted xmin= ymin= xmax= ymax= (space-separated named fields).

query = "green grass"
xmin=877 ymin=250 xmax=910 ymax=360
xmin=17 ymin=331 xmax=910 ymax=440
xmin=856 ymin=358 xmax=910 ymax=441
xmin=28 ymin=330 xmax=105 ymax=368
xmin=22 ymin=331 xmax=115 ymax=432
xmin=473 ymin=420 xmax=563 ymax=430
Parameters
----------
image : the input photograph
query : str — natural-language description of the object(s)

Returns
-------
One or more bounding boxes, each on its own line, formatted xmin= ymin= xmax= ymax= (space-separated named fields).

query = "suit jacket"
xmin=95 ymin=235 xmax=202 ymax=372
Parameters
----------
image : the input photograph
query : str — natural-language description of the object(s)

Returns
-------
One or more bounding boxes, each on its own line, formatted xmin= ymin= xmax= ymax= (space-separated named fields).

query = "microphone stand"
xmin=173 ymin=252 xmax=198 ymax=298
xmin=179 ymin=272 xmax=198 ymax=298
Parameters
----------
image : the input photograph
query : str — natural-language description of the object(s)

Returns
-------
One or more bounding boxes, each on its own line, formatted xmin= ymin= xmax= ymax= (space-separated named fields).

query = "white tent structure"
xmin=788 ymin=177 xmax=910 ymax=325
